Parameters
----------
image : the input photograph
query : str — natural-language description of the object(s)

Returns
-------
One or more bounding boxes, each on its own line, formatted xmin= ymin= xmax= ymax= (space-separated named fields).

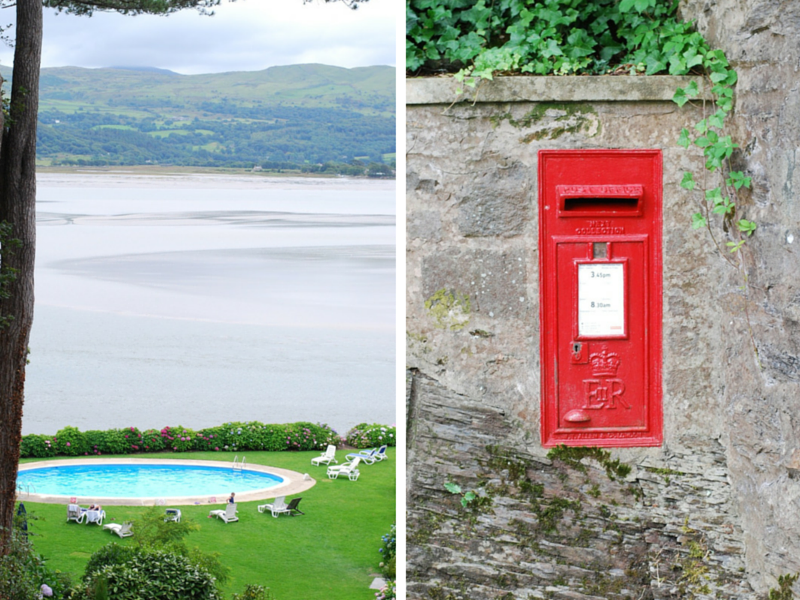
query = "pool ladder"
xmin=232 ymin=456 xmax=246 ymax=472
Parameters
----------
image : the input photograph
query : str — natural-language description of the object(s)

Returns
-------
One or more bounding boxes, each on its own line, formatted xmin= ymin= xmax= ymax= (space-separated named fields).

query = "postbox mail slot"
xmin=539 ymin=150 xmax=662 ymax=448
xmin=557 ymin=184 xmax=643 ymax=217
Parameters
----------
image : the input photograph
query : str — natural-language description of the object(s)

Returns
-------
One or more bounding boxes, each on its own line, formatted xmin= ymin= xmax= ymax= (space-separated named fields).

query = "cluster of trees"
xmin=37 ymin=106 xmax=395 ymax=167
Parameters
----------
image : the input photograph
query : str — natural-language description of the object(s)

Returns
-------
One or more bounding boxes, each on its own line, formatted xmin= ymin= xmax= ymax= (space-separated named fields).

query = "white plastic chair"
xmin=67 ymin=504 xmax=86 ymax=524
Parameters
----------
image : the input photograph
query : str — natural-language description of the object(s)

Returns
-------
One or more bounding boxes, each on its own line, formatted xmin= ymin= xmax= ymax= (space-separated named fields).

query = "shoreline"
xmin=36 ymin=164 xmax=396 ymax=180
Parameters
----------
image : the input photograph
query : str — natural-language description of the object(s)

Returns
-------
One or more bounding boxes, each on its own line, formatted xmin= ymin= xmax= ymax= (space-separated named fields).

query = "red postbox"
xmin=538 ymin=149 xmax=662 ymax=447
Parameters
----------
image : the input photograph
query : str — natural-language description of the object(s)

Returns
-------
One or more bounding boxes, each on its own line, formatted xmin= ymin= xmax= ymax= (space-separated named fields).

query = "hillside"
xmin=0 ymin=64 xmax=396 ymax=169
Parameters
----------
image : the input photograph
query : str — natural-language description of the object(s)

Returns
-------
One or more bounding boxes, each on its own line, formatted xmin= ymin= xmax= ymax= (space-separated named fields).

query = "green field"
xmin=20 ymin=449 xmax=395 ymax=599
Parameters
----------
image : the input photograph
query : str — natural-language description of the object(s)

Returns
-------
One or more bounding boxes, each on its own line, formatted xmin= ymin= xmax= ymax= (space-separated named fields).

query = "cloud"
xmin=0 ymin=0 xmax=396 ymax=74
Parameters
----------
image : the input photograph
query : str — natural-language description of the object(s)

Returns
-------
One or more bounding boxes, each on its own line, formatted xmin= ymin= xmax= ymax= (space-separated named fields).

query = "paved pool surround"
xmin=16 ymin=458 xmax=315 ymax=506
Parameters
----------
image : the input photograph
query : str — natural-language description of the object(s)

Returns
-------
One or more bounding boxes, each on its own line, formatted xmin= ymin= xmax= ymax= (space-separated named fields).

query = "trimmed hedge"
xmin=19 ymin=421 xmax=394 ymax=459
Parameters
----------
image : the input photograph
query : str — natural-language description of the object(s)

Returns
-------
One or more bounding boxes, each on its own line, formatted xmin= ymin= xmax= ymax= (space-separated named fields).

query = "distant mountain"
xmin=0 ymin=64 xmax=396 ymax=169
xmin=106 ymin=66 xmax=179 ymax=75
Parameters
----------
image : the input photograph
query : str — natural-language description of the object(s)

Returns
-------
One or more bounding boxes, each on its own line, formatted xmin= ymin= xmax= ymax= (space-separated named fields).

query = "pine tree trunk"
xmin=0 ymin=0 xmax=42 ymax=553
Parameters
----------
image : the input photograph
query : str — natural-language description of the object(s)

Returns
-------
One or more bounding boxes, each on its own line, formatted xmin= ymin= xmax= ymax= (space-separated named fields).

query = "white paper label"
xmin=578 ymin=263 xmax=625 ymax=337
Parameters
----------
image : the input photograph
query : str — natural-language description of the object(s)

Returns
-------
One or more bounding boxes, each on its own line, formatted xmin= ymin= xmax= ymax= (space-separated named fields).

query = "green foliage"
xmin=162 ymin=426 xmax=197 ymax=452
xmin=82 ymin=543 xmax=139 ymax=583
xmin=83 ymin=548 xmax=221 ymax=600
xmin=230 ymin=585 xmax=277 ymax=600
xmin=768 ymin=574 xmax=799 ymax=600
xmin=444 ymin=481 xmax=478 ymax=508
xmin=133 ymin=507 xmax=200 ymax=549
xmin=345 ymin=423 xmax=397 ymax=449
xmin=407 ymin=0 xmax=705 ymax=80
xmin=83 ymin=429 xmax=130 ymax=456
xmin=375 ymin=579 xmax=396 ymax=600
xmin=0 ymin=526 xmax=73 ymax=600
xmin=379 ymin=524 xmax=396 ymax=578
xmin=141 ymin=428 xmax=167 ymax=452
xmin=19 ymin=421 xmax=358 ymax=458
xmin=54 ymin=426 xmax=90 ymax=456
xmin=19 ymin=434 xmax=57 ymax=460
xmin=132 ymin=506 xmax=230 ymax=587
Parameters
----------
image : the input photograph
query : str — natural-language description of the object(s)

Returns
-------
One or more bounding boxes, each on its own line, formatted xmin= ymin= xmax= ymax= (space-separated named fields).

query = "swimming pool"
xmin=16 ymin=458 xmax=315 ymax=505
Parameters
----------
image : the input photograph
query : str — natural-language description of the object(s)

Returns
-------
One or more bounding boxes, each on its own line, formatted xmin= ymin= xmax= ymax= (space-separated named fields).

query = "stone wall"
xmin=677 ymin=0 xmax=800 ymax=591
xmin=405 ymin=75 xmax=786 ymax=599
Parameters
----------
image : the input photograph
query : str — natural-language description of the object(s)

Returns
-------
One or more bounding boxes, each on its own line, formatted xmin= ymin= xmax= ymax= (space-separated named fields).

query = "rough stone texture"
xmin=676 ymin=0 xmax=800 ymax=593
xmin=405 ymin=78 xmax=778 ymax=599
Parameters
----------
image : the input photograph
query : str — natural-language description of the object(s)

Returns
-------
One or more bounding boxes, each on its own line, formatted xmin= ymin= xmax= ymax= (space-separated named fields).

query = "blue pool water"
xmin=17 ymin=463 xmax=283 ymax=498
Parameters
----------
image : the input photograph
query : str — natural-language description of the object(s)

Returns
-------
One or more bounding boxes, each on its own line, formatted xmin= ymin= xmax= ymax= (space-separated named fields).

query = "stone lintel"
xmin=407 ymin=75 xmax=709 ymax=105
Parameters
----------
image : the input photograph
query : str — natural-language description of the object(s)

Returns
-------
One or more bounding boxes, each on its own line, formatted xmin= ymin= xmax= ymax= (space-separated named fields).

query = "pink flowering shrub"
xmin=346 ymin=423 xmax=397 ymax=449
xmin=54 ymin=426 xmax=88 ymax=456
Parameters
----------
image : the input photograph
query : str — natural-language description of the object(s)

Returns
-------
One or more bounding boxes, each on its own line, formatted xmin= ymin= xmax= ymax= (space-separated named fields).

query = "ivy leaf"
xmin=717 ymin=96 xmax=734 ymax=111
xmin=709 ymin=70 xmax=729 ymax=83
xmin=673 ymin=88 xmax=689 ymax=107
xmin=444 ymin=482 xmax=462 ymax=494
xmin=694 ymin=119 xmax=707 ymax=134
xmin=680 ymin=172 xmax=695 ymax=190
xmin=692 ymin=213 xmax=707 ymax=229
xmin=708 ymin=109 xmax=726 ymax=129
xmin=685 ymin=80 xmax=699 ymax=96
xmin=727 ymin=171 xmax=751 ymax=190
xmin=677 ymin=128 xmax=691 ymax=148
xmin=737 ymin=219 xmax=757 ymax=236
xmin=727 ymin=240 xmax=745 ymax=253
xmin=695 ymin=136 xmax=711 ymax=148
xmin=619 ymin=0 xmax=636 ymax=12
xmin=711 ymin=197 xmax=734 ymax=215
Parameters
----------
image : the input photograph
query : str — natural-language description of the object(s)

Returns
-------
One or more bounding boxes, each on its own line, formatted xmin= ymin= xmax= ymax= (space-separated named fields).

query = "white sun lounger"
xmin=345 ymin=445 xmax=388 ymax=465
xmin=311 ymin=445 xmax=338 ymax=466
xmin=103 ymin=521 xmax=133 ymax=538
xmin=209 ymin=503 xmax=238 ymax=524
xmin=327 ymin=456 xmax=360 ymax=481
xmin=164 ymin=509 xmax=181 ymax=523
xmin=84 ymin=509 xmax=106 ymax=526
xmin=257 ymin=496 xmax=287 ymax=517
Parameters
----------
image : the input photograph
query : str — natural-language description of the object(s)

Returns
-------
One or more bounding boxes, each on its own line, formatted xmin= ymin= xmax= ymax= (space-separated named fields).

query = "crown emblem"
xmin=589 ymin=347 xmax=620 ymax=377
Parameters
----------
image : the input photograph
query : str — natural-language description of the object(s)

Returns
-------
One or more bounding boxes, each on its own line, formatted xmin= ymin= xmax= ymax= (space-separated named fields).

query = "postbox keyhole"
xmin=570 ymin=342 xmax=588 ymax=364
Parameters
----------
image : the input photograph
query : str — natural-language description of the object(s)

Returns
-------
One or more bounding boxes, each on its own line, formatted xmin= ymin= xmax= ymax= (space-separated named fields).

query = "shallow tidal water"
xmin=22 ymin=172 xmax=395 ymax=436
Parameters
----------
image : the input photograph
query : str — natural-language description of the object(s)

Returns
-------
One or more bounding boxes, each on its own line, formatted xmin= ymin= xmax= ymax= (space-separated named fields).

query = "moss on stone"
xmin=424 ymin=288 xmax=471 ymax=331
xmin=547 ymin=445 xmax=632 ymax=481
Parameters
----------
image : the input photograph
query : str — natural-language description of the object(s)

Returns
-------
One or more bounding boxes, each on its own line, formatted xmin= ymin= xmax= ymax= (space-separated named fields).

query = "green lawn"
xmin=20 ymin=449 xmax=395 ymax=599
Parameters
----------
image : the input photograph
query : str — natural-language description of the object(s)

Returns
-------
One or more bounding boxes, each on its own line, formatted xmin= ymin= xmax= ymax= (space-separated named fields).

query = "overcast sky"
xmin=0 ymin=0 xmax=397 ymax=75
